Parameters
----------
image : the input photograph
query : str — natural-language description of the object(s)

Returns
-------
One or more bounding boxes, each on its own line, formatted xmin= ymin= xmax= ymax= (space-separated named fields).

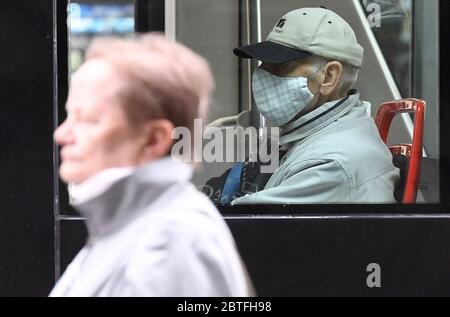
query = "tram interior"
xmin=66 ymin=0 xmax=440 ymax=205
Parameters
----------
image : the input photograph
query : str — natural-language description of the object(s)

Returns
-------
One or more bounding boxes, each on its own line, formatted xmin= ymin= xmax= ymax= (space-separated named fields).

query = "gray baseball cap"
xmin=234 ymin=7 xmax=364 ymax=68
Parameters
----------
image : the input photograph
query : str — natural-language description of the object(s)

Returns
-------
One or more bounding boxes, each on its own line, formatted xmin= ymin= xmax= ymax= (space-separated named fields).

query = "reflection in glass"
xmin=68 ymin=1 xmax=135 ymax=73
xmin=361 ymin=0 xmax=413 ymax=96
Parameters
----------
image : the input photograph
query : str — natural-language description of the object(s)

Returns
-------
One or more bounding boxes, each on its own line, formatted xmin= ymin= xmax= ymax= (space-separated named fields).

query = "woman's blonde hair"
xmin=85 ymin=33 xmax=215 ymax=131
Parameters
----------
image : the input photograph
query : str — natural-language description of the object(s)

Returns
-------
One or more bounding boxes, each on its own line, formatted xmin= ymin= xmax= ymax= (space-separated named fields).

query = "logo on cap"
xmin=275 ymin=18 xmax=286 ymax=28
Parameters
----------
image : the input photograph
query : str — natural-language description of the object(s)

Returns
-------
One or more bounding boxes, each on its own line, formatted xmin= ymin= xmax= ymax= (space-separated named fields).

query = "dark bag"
xmin=201 ymin=159 xmax=274 ymax=205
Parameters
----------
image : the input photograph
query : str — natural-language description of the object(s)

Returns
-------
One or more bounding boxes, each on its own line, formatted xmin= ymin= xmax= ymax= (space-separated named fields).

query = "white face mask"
xmin=252 ymin=68 xmax=316 ymax=126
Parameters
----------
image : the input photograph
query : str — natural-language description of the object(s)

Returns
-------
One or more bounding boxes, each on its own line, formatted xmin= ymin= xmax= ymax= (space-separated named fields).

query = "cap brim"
xmin=233 ymin=41 xmax=311 ymax=64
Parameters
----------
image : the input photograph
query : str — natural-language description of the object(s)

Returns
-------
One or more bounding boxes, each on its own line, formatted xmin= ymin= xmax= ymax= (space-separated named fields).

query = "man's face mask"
xmin=252 ymin=67 xmax=320 ymax=126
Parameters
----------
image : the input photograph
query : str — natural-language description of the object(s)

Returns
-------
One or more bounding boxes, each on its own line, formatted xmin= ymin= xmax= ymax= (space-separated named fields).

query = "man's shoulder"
xmin=293 ymin=111 xmax=385 ymax=157
xmin=284 ymin=111 xmax=394 ymax=178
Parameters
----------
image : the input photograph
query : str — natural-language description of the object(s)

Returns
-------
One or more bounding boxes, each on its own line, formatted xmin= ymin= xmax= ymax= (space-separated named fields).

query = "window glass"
xmin=68 ymin=0 xmax=134 ymax=73
xmin=361 ymin=0 xmax=413 ymax=96
xmin=66 ymin=0 xmax=440 ymax=206
xmin=173 ymin=0 xmax=439 ymax=205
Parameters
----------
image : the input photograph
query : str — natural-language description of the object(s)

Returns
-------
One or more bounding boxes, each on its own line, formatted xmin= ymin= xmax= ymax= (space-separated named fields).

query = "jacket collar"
xmin=279 ymin=90 xmax=360 ymax=145
xmin=71 ymin=157 xmax=193 ymax=241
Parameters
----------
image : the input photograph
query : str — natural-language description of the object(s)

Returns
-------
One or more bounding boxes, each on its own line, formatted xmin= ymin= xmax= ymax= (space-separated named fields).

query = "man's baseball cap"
xmin=234 ymin=7 xmax=364 ymax=68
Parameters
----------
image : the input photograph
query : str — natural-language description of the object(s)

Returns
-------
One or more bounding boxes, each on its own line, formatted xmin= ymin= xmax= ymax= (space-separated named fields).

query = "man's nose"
xmin=54 ymin=120 xmax=73 ymax=145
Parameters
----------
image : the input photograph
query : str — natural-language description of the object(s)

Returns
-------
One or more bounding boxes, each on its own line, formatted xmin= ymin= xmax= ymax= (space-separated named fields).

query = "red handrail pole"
xmin=403 ymin=100 xmax=426 ymax=203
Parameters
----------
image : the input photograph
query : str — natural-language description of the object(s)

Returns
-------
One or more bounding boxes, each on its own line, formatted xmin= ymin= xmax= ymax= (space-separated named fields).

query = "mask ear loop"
xmin=313 ymin=61 xmax=348 ymax=99
xmin=306 ymin=60 xmax=330 ymax=102
xmin=285 ymin=62 xmax=329 ymax=125
xmin=306 ymin=61 xmax=327 ymax=101
xmin=307 ymin=61 xmax=328 ymax=87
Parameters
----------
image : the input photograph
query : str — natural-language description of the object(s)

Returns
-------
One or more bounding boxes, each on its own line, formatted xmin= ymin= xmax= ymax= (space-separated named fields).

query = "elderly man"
xmin=232 ymin=7 xmax=399 ymax=204
xmin=50 ymin=34 xmax=252 ymax=296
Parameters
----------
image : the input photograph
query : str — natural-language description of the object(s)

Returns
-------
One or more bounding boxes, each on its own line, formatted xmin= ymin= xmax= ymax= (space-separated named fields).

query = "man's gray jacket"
xmin=233 ymin=91 xmax=400 ymax=204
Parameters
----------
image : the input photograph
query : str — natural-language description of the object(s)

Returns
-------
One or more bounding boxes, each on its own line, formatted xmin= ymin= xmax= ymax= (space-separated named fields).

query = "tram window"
xmin=172 ymin=0 xmax=439 ymax=206
xmin=64 ymin=0 xmax=440 ymax=208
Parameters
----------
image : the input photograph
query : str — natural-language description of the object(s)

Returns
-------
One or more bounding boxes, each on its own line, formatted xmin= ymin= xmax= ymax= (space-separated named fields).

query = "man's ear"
xmin=139 ymin=119 xmax=175 ymax=163
xmin=318 ymin=61 xmax=343 ymax=97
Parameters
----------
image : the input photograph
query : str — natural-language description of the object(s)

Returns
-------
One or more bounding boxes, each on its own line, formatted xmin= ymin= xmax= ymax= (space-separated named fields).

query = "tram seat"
xmin=375 ymin=99 xmax=426 ymax=203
